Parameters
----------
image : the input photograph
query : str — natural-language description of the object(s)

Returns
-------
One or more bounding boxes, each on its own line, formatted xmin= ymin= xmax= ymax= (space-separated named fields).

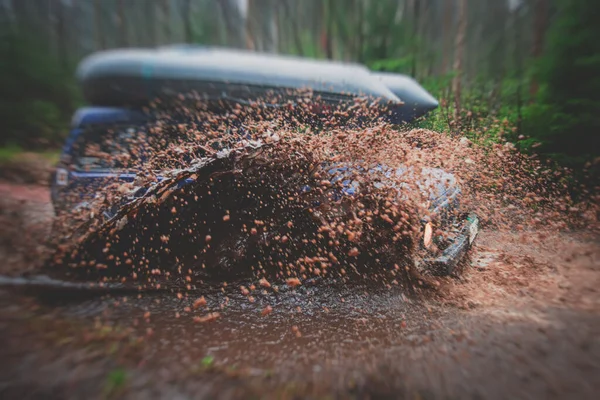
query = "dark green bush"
xmin=524 ymin=0 xmax=600 ymax=165
xmin=0 ymin=30 xmax=79 ymax=148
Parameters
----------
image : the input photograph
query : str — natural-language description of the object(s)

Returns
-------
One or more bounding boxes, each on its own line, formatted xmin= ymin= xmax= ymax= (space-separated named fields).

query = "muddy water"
xmin=1 ymin=107 xmax=598 ymax=398
xmin=1 ymin=218 xmax=599 ymax=399
xmin=56 ymin=280 xmax=440 ymax=371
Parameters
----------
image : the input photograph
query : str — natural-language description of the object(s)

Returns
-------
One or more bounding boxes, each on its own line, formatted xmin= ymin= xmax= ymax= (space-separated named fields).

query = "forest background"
xmin=0 ymin=0 xmax=598 ymax=170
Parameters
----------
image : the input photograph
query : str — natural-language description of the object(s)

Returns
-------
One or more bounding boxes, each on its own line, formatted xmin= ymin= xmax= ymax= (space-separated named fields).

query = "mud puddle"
xmin=41 ymin=278 xmax=441 ymax=372
xmin=1 ymin=225 xmax=599 ymax=399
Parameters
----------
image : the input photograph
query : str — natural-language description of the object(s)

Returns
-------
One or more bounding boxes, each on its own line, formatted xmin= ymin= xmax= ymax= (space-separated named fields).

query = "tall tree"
xmin=440 ymin=0 xmax=454 ymax=74
xmin=160 ymin=0 xmax=171 ymax=44
xmin=410 ymin=0 xmax=420 ymax=77
xmin=94 ymin=0 xmax=105 ymax=50
xmin=281 ymin=0 xmax=304 ymax=55
xmin=252 ymin=0 xmax=278 ymax=53
xmin=323 ymin=0 xmax=334 ymax=59
xmin=453 ymin=0 xmax=467 ymax=119
xmin=145 ymin=2 xmax=157 ymax=46
xmin=529 ymin=0 xmax=548 ymax=98
xmin=116 ymin=0 xmax=128 ymax=47
xmin=531 ymin=0 xmax=600 ymax=159
xmin=218 ymin=0 xmax=249 ymax=49
xmin=356 ymin=0 xmax=365 ymax=62
xmin=513 ymin=1 xmax=524 ymax=136
xmin=182 ymin=0 xmax=193 ymax=43
xmin=54 ymin=0 xmax=68 ymax=71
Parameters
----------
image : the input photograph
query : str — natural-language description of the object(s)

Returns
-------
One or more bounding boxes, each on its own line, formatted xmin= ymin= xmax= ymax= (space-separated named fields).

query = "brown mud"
xmin=0 ymin=180 xmax=598 ymax=399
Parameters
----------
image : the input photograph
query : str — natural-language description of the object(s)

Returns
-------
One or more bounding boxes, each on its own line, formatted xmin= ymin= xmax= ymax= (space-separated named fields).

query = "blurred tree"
xmin=145 ymin=2 xmax=157 ymax=47
xmin=218 ymin=0 xmax=248 ymax=49
xmin=94 ymin=0 xmax=105 ymax=50
xmin=248 ymin=0 xmax=278 ymax=52
xmin=526 ymin=0 xmax=600 ymax=162
xmin=529 ymin=0 xmax=548 ymax=99
xmin=323 ymin=0 xmax=333 ymax=59
xmin=0 ymin=0 xmax=595 ymax=165
xmin=160 ymin=0 xmax=171 ymax=44
xmin=440 ymin=0 xmax=454 ymax=75
xmin=452 ymin=0 xmax=467 ymax=119
xmin=182 ymin=0 xmax=193 ymax=43
xmin=53 ymin=0 xmax=68 ymax=71
xmin=116 ymin=0 xmax=129 ymax=47
xmin=281 ymin=0 xmax=304 ymax=55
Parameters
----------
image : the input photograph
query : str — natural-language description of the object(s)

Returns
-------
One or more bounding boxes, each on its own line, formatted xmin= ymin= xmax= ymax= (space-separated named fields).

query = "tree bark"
xmin=440 ymin=0 xmax=454 ymax=74
xmin=356 ymin=0 xmax=365 ymax=62
xmin=453 ymin=0 xmax=467 ymax=120
xmin=94 ymin=0 xmax=106 ymax=50
xmin=411 ymin=0 xmax=420 ymax=77
xmin=116 ymin=0 xmax=128 ymax=47
xmin=514 ymin=5 xmax=523 ymax=136
xmin=218 ymin=0 xmax=248 ymax=49
xmin=54 ymin=0 xmax=68 ymax=71
xmin=160 ymin=0 xmax=171 ymax=44
xmin=146 ymin=3 xmax=157 ymax=46
xmin=182 ymin=0 xmax=192 ymax=43
xmin=530 ymin=0 xmax=548 ymax=99
xmin=259 ymin=0 xmax=278 ymax=53
xmin=323 ymin=0 xmax=334 ymax=59
xmin=417 ymin=0 xmax=432 ymax=78
xmin=282 ymin=0 xmax=304 ymax=55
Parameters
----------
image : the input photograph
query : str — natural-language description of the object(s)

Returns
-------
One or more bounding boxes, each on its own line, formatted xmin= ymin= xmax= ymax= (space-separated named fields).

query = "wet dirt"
xmin=0 ymin=181 xmax=599 ymax=399
xmin=0 ymin=181 xmax=53 ymax=275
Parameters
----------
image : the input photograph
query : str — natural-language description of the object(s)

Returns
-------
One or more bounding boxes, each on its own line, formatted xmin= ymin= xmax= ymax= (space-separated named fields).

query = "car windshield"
xmin=71 ymin=124 xmax=149 ymax=171
xmin=70 ymin=119 xmax=243 ymax=172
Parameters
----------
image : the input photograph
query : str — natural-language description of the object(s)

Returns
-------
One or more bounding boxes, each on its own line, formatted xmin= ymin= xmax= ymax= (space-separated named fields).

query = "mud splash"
xmin=1 ymin=98 xmax=598 ymax=400
xmin=41 ymin=277 xmax=439 ymax=372
xmin=47 ymin=98 xmax=597 ymax=293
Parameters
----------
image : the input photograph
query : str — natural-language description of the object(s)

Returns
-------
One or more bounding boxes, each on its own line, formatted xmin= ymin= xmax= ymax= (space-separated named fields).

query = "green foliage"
xmin=368 ymin=0 xmax=599 ymax=170
xmin=370 ymin=57 xmax=415 ymax=75
xmin=371 ymin=63 xmax=520 ymax=147
xmin=1 ymin=0 xmax=596 ymax=171
xmin=0 ymin=144 xmax=23 ymax=163
xmin=201 ymin=355 xmax=215 ymax=368
xmin=358 ymin=0 xmax=415 ymax=63
xmin=0 ymin=29 xmax=80 ymax=148
xmin=524 ymin=0 xmax=600 ymax=165
xmin=103 ymin=367 xmax=128 ymax=397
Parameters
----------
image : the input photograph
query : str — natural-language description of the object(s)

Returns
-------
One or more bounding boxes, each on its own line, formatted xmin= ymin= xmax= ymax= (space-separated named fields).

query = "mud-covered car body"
xmin=52 ymin=107 xmax=478 ymax=275
xmin=51 ymin=107 xmax=146 ymax=213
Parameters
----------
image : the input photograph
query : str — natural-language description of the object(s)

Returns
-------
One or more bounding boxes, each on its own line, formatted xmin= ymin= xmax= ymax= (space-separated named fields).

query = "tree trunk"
xmin=417 ymin=0 xmax=432 ymax=78
xmin=440 ymin=0 xmax=454 ymax=74
xmin=54 ymin=0 xmax=68 ymax=71
xmin=529 ymin=0 xmax=548 ymax=99
xmin=453 ymin=0 xmax=467 ymax=120
xmin=116 ymin=0 xmax=128 ymax=47
xmin=282 ymin=0 xmax=304 ymax=55
xmin=259 ymin=0 xmax=278 ymax=53
xmin=94 ymin=0 xmax=105 ymax=50
xmin=356 ymin=0 xmax=365 ymax=62
xmin=411 ymin=0 xmax=420 ymax=77
xmin=160 ymin=0 xmax=171 ymax=44
xmin=321 ymin=0 xmax=333 ymax=59
xmin=218 ymin=0 xmax=248 ymax=49
xmin=182 ymin=0 xmax=192 ymax=43
xmin=146 ymin=3 xmax=157 ymax=46
xmin=514 ymin=6 xmax=523 ymax=136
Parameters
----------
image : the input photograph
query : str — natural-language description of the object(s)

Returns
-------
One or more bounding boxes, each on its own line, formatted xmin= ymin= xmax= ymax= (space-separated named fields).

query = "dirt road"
xmin=0 ymin=181 xmax=598 ymax=399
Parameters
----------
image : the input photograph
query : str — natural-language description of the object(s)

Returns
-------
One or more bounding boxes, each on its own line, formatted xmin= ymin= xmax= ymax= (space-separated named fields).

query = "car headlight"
xmin=423 ymin=222 xmax=433 ymax=248
xmin=56 ymin=168 xmax=69 ymax=186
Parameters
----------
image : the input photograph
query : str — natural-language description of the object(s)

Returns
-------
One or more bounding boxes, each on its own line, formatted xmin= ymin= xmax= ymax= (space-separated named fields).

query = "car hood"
xmin=67 ymin=144 xmax=460 ymax=221
xmin=323 ymin=164 xmax=459 ymax=204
